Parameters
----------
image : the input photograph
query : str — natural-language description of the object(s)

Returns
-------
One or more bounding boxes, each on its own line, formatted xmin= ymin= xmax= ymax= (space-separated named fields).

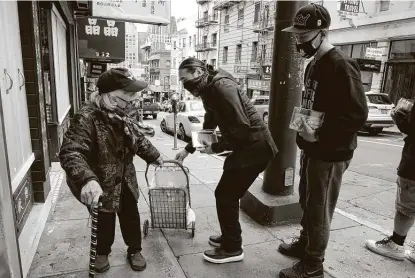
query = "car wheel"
xmin=160 ymin=120 xmax=167 ymax=133
xmin=179 ymin=124 xmax=187 ymax=141
xmin=153 ymin=114 xmax=158 ymax=119
xmin=263 ymin=113 xmax=269 ymax=125
xmin=368 ymin=127 xmax=383 ymax=136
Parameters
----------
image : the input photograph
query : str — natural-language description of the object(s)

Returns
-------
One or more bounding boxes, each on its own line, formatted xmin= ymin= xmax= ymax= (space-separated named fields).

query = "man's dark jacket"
xmin=395 ymin=103 xmax=415 ymax=181
xmin=185 ymin=69 xmax=278 ymax=170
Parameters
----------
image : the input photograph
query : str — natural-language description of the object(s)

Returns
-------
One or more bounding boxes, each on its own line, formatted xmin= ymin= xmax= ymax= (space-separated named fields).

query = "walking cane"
xmin=89 ymin=200 xmax=101 ymax=278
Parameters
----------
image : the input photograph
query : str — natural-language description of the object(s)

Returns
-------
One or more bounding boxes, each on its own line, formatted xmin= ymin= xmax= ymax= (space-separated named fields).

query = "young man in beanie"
xmin=278 ymin=3 xmax=368 ymax=277
xmin=59 ymin=68 xmax=163 ymax=273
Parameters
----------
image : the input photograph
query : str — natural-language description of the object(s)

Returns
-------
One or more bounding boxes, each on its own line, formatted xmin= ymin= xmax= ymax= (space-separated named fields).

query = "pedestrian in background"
xmin=365 ymin=99 xmax=415 ymax=263
xmin=175 ymin=58 xmax=278 ymax=264
xmin=278 ymin=3 xmax=368 ymax=278
xmin=59 ymin=68 xmax=163 ymax=273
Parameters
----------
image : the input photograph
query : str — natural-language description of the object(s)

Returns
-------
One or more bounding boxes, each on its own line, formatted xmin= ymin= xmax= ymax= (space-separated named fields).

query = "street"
xmin=147 ymin=112 xmax=411 ymax=241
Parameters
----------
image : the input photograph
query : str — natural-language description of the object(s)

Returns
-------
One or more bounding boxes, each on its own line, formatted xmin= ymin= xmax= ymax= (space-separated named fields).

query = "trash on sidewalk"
xmin=143 ymin=160 xmax=196 ymax=237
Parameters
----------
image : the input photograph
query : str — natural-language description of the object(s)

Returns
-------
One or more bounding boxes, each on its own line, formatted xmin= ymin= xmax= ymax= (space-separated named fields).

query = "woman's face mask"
xmin=111 ymin=90 xmax=140 ymax=116
xmin=296 ymin=31 xmax=324 ymax=59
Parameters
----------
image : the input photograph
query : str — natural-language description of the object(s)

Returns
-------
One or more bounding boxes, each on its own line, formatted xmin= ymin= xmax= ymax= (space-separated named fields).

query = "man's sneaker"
xmin=278 ymin=237 xmax=307 ymax=259
xmin=203 ymin=248 xmax=244 ymax=264
xmin=94 ymin=255 xmax=110 ymax=273
xmin=209 ymin=235 xmax=222 ymax=247
xmin=128 ymin=252 xmax=147 ymax=271
xmin=279 ymin=261 xmax=324 ymax=278
xmin=365 ymin=237 xmax=405 ymax=261
xmin=405 ymin=249 xmax=415 ymax=264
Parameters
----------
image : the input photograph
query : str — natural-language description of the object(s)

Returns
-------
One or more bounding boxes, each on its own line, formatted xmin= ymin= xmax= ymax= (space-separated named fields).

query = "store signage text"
xmin=88 ymin=62 xmax=107 ymax=77
xmin=77 ymin=17 xmax=125 ymax=62
xmin=355 ymin=58 xmax=382 ymax=73
xmin=93 ymin=0 xmax=171 ymax=26
xmin=234 ymin=65 xmax=248 ymax=73
xmin=338 ymin=0 xmax=360 ymax=18
xmin=365 ymin=47 xmax=384 ymax=59
xmin=248 ymin=79 xmax=270 ymax=91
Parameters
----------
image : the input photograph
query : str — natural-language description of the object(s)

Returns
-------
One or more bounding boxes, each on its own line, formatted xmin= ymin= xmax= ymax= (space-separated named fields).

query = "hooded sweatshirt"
xmin=185 ymin=69 xmax=278 ymax=170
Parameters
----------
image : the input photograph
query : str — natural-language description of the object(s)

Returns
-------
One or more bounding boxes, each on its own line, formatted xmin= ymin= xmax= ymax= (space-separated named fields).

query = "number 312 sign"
xmin=96 ymin=52 xmax=110 ymax=58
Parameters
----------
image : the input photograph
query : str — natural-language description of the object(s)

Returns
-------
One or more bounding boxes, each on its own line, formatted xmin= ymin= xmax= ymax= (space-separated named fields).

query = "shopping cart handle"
xmin=144 ymin=159 xmax=189 ymax=187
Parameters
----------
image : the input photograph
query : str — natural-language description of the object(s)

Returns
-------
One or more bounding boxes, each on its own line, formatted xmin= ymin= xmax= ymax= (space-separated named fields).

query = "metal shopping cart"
xmin=143 ymin=160 xmax=195 ymax=237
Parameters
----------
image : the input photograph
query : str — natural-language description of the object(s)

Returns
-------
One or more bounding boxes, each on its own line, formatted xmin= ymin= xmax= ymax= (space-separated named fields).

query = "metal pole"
xmin=173 ymin=111 xmax=179 ymax=150
xmin=262 ymin=0 xmax=308 ymax=196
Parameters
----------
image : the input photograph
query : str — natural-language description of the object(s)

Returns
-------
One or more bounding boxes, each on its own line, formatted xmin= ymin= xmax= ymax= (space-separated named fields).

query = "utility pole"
xmin=240 ymin=0 xmax=307 ymax=225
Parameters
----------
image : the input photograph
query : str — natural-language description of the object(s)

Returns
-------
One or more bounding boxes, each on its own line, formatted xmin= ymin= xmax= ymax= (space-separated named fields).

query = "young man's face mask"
xmin=182 ymin=75 xmax=206 ymax=97
xmin=296 ymin=31 xmax=324 ymax=59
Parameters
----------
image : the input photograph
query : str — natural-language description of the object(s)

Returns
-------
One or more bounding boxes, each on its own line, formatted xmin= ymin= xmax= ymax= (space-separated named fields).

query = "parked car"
xmin=142 ymin=97 xmax=160 ymax=119
xmin=362 ymin=91 xmax=395 ymax=135
xmin=160 ymin=100 xmax=220 ymax=140
xmin=251 ymin=96 xmax=269 ymax=124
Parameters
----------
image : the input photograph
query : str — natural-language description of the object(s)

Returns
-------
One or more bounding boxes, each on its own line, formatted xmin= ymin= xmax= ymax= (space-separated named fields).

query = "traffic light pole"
xmin=240 ymin=0 xmax=308 ymax=225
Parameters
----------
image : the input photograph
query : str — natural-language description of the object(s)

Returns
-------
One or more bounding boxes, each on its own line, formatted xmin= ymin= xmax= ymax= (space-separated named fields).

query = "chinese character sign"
xmin=93 ymin=0 xmax=171 ymax=25
xmin=77 ymin=17 xmax=125 ymax=61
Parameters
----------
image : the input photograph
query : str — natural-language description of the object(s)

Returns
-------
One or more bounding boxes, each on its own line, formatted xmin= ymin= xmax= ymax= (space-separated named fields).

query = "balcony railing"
xmin=253 ymin=19 xmax=274 ymax=33
xmin=213 ymin=0 xmax=242 ymax=10
xmin=195 ymin=15 xmax=219 ymax=28
xmin=196 ymin=0 xmax=211 ymax=4
xmin=195 ymin=42 xmax=217 ymax=52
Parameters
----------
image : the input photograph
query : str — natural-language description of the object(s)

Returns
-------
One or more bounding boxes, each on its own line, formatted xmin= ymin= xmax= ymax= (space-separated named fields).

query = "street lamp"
xmin=171 ymin=93 xmax=179 ymax=150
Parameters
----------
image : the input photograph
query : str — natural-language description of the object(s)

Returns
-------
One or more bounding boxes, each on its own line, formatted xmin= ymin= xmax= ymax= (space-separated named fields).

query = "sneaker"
xmin=128 ymin=252 xmax=147 ymax=271
xmin=203 ymin=248 xmax=244 ymax=264
xmin=279 ymin=261 xmax=324 ymax=278
xmin=365 ymin=237 xmax=405 ymax=261
xmin=209 ymin=235 xmax=222 ymax=247
xmin=405 ymin=249 xmax=415 ymax=264
xmin=278 ymin=237 xmax=307 ymax=259
xmin=94 ymin=255 xmax=110 ymax=273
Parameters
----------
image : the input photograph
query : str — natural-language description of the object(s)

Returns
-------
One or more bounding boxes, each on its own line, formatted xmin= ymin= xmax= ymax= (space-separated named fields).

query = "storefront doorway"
xmin=383 ymin=62 xmax=415 ymax=104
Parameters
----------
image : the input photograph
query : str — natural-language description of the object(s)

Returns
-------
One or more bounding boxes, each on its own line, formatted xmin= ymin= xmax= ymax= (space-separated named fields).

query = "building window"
xmin=236 ymin=44 xmax=242 ymax=63
xmin=174 ymin=41 xmax=177 ymax=48
xmin=212 ymin=33 xmax=217 ymax=47
xmin=183 ymin=38 xmax=186 ymax=47
xmin=351 ymin=42 xmax=377 ymax=58
xmin=189 ymin=36 xmax=192 ymax=47
xmin=261 ymin=44 xmax=266 ymax=60
xmin=238 ymin=8 xmax=244 ymax=28
xmin=193 ymin=34 xmax=196 ymax=46
xmin=211 ymin=59 xmax=216 ymax=69
xmin=337 ymin=44 xmax=353 ymax=57
xmin=203 ymin=10 xmax=208 ymax=21
xmin=251 ymin=41 xmax=258 ymax=62
xmin=390 ymin=39 xmax=415 ymax=60
xmin=224 ymin=15 xmax=230 ymax=32
xmin=254 ymin=2 xmax=261 ymax=23
xmin=380 ymin=0 xmax=390 ymax=11
xmin=223 ymin=46 xmax=228 ymax=64
xmin=203 ymin=35 xmax=208 ymax=48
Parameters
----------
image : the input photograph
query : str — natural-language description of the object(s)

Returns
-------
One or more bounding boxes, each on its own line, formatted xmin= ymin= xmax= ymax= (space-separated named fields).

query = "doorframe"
xmin=0 ymin=84 xmax=23 ymax=277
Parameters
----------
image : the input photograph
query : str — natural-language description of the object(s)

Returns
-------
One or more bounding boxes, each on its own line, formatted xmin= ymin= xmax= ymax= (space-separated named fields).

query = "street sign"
xmin=77 ymin=17 xmax=125 ymax=62
xmin=92 ymin=0 xmax=171 ymax=26
xmin=234 ymin=65 xmax=248 ymax=73
xmin=337 ymin=0 xmax=360 ymax=18
xmin=365 ymin=47 xmax=384 ymax=59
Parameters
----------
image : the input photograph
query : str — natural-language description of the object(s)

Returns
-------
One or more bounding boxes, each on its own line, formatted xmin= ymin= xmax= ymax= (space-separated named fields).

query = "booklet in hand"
xmin=289 ymin=107 xmax=325 ymax=132
xmin=191 ymin=129 xmax=218 ymax=149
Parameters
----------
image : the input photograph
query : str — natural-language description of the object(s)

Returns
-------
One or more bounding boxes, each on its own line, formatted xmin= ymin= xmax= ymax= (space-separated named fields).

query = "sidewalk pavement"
xmin=383 ymin=125 xmax=401 ymax=135
xmin=28 ymin=128 xmax=415 ymax=278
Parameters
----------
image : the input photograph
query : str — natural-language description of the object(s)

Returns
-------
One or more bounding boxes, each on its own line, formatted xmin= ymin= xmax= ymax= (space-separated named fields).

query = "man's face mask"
xmin=182 ymin=74 xmax=206 ymax=97
xmin=296 ymin=31 xmax=324 ymax=59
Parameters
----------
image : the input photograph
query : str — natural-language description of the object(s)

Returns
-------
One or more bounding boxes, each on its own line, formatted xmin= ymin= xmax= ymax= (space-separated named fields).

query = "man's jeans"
xmin=96 ymin=187 xmax=142 ymax=255
xmin=299 ymin=151 xmax=350 ymax=264
xmin=215 ymin=162 xmax=269 ymax=252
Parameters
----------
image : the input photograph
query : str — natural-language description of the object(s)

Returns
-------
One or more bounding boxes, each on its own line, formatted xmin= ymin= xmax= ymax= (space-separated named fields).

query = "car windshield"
xmin=187 ymin=102 xmax=204 ymax=111
xmin=366 ymin=94 xmax=392 ymax=105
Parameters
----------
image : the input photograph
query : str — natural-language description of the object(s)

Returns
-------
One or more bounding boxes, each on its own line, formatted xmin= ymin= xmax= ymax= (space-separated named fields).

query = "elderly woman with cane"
xmin=59 ymin=68 xmax=162 ymax=273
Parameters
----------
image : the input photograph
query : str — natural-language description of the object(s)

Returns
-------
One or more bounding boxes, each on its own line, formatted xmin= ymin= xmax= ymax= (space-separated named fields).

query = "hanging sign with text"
xmin=337 ymin=0 xmax=360 ymax=18
xmin=77 ymin=17 xmax=125 ymax=62
xmin=92 ymin=0 xmax=171 ymax=26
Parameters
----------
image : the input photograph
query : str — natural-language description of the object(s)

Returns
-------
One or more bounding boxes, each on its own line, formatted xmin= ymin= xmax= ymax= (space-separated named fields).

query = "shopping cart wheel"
xmin=143 ymin=220 xmax=149 ymax=237
xmin=191 ymin=221 xmax=195 ymax=238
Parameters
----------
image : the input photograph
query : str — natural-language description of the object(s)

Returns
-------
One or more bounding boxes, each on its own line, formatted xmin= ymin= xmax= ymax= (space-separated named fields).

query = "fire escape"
xmin=195 ymin=9 xmax=219 ymax=62
xmin=251 ymin=1 xmax=275 ymax=79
